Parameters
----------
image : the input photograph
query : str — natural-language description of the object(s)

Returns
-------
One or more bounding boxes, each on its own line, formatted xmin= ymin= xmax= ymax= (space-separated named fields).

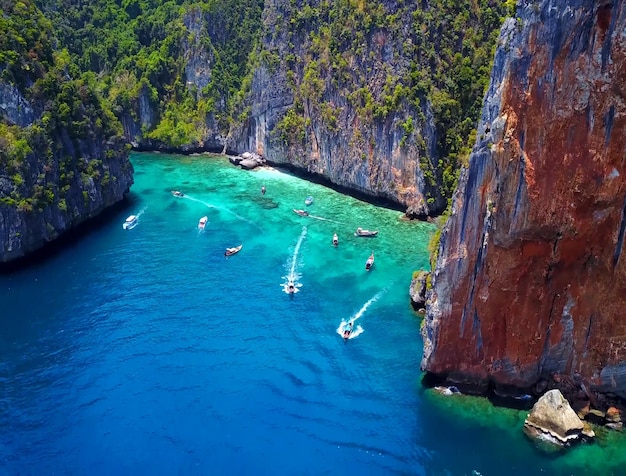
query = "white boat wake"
xmin=183 ymin=194 xmax=261 ymax=230
xmin=336 ymin=290 xmax=385 ymax=339
xmin=307 ymin=214 xmax=342 ymax=224
xmin=136 ymin=206 xmax=148 ymax=218
xmin=282 ymin=226 xmax=307 ymax=294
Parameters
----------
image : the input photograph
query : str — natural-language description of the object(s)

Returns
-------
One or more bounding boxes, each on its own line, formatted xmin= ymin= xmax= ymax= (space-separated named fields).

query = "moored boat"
xmin=354 ymin=227 xmax=378 ymax=237
xmin=293 ymin=209 xmax=309 ymax=217
xmin=332 ymin=233 xmax=339 ymax=247
xmin=365 ymin=251 xmax=374 ymax=271
xmin=198 ymin=216 xmax=208 ymax=230
xmin=123 ymin=215 xmax=138 ymax=230
xmin=305 ymin=196 xmax=314 ymax=206
xmin=225 ymin=244 xmax=243 ymax=257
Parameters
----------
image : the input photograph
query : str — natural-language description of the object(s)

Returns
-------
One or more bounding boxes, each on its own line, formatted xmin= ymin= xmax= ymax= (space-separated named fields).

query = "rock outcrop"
xmin=423 ymin=1 xmax=626 ymax=400
xmin=410 ymin=271 xmax=429 ymax=312
xmin=229 ymin=152 xmax=266 ymax=170
xmin=524 ymin=389 xmax=590 ymax=446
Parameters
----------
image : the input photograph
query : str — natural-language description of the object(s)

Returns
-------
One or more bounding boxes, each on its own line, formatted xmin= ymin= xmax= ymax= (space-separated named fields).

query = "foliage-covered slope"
xmin=31 ymin=0 xmax=511 ymax=213
xmin=38 ymin=0 xmax=264 ymax=147
xmin=0 ymin=0 xmax=132 ymax=262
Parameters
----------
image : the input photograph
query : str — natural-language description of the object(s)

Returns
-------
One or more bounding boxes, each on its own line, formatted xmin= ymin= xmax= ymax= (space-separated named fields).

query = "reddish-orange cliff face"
xmin=422 ymin=1 xmax=626 ymax=399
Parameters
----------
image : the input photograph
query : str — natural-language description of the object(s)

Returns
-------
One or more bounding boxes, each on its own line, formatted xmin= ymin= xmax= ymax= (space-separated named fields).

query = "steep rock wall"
xmin=228 ymin=0 xmax=442 ymax=217
xmin=423 ymin=0 xmax=626 ymax=399
xmin=0 ymin=86 xmax=133 ymax=263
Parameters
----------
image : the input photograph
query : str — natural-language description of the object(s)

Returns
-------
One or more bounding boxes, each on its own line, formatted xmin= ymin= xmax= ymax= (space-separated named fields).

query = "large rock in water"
xmin=422 ymin=1 xmax=626 ymax=399
xmin=524 ymin=390 xmax=589 ymax=446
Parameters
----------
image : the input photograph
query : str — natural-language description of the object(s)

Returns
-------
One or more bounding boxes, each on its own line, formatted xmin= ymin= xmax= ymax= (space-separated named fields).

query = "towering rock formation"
xmin=228 ymin=0 xmax=442 ymax=216
xmin=422 ymin=1 xmax=626 ymax=399
xmin=0 ymin=0 xmax=133 ymax=264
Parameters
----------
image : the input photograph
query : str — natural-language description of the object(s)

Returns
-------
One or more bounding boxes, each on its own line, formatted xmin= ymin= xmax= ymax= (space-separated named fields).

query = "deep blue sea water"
xmin=1 ymin=153 xmax=625 ymax=475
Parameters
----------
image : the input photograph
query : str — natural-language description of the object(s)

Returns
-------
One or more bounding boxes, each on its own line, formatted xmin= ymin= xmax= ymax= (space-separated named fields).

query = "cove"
xmin=0 ymin=152 xmax=624 ymax=475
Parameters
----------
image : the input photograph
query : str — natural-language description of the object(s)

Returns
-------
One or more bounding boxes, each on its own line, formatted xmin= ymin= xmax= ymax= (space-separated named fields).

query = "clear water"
xmin=1 ymin=152 xmax=624 ymax=475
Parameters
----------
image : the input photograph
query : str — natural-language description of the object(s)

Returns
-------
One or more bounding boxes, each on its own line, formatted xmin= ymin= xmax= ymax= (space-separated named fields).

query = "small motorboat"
xmin=343 ymin=322 xmax=354 ymax=341
xmin=293 ymin=209 xmax=310 ymax=217
xmin=354 ymin=227 xmax=378 ymax=237
xmin=332 ymin=233 xmax=339 ymax=247
xmin=198 ymin=216 xmax=208 ymax=230
xmin=123 ymin=215 xmax=138 ymax=230
xmin=225 ymin=244 xmax=243 ymax=257
xmin=261 ymin=186 xmax=266 ymax=195
xmin=171 ymin=190 xmax=184 ymax=197
xmin=365 ymin=251 xmax=374 ymax=271
xmin=305 ymin=196 xmax=314 ymax=206
xmin=287 ymin=281 xmax=296 ymax=294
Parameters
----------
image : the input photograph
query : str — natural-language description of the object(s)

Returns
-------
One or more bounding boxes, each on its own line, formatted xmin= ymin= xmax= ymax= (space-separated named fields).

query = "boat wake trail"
xmin=310 ymin=216 xmax=343 ymax=224
xmin=184 ymin=194 xmax=262 ymax=230
xmin=183 ymin=194 xmax=219 ymax=211
xmin=136 ymin=206 xmax=148 ymax=218
xmin=282 ymin=226 xmax=307 ymax=294
xmin=336 ymin=289 xmax=386 ymax=339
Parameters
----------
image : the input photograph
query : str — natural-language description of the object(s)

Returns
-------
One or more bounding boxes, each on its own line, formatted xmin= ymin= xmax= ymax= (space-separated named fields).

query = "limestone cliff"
xmin=422 ymin=1 xmax=626 ymax=400
xmin=228 ymin=0 xmax=441 ymax=216
xmin=0 ymin=0 xmax=133 ymax=264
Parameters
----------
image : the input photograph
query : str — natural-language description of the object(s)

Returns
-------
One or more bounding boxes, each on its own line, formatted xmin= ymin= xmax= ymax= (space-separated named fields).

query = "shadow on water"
xmin=0 ymin=194 xmax=137 ymax=275
xmin=420 ymin=372 xmax=536 ymax=411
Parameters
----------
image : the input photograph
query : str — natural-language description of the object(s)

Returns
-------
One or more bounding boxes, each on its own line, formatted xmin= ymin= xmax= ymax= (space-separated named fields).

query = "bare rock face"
xmin=410 ymin=271 xmax=429 ymax=312
xmin=227 ymin=1 xmax=444 ymax=217
xmin=524 ymin=390 xmax=589 ymax=446
xmin=422 ymin=1 xmax=626 ymax=399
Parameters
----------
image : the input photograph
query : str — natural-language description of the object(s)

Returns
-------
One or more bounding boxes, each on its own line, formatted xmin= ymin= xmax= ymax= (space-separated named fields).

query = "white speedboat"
xmin=365 ymin=251 xmax=374 ymax=271
xmin=198 ymin=216 xmax=208 ymax=230
xmin=286 ymin=280 xmax=297 ymax=294
xmin=225 ymin=244 xmax=243 ymax=257
xmin=123 ymin=215 xmax=137 ymax=230
xmin=342 ymin=321 xmax=354 ymax=340
xmin=332 ymin=233 xmax=339 ymax=247
xmin=305 ymin=196 xmax=314 ymax=206
xmin=355 ymin=227 xmax=378 ymax=237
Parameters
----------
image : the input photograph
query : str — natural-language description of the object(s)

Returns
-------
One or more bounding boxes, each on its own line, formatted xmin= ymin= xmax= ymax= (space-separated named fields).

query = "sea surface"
xmin=1 ymin=152 xmax=625 ymax=475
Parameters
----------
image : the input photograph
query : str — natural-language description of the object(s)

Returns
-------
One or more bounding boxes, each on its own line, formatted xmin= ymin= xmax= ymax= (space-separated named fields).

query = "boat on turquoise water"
xmin=355 ymin=227 xmax=378 ymax=237
xmin=332 ymin=233 xmax=339 ymax=247
xmin=225 ymin=244 xmax=243 ymax=257
xmin=122 ymin=215 xmax=138 ymax=230
xmin=171 ymin=190 xmax=184 ymax=197
xmin=198 ymin=216 xmax=208 ymax=230
xmin=286 ymin=280 xmax=297 ymax=294
xmin=365 ymin=251 xmax=374 ymax=271
xmin=342 ymin=321 xmax=354 ymax=340
xmin=293 ymin=209 xmax=309 ymax=217
xmin=305 ymin=196 xmax=314 ymax=206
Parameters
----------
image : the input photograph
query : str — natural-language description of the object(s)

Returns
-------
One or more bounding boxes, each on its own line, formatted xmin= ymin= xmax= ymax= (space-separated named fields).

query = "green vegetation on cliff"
xmin=0 ymin=0 xmax=128 ymax=213
xmin=38 ymin=0 xmax=264 ymax=145
xmin=5 ymin=0 xmax=513 ymax=217
xmin=271 ymin=0 xmax=513 ymax=206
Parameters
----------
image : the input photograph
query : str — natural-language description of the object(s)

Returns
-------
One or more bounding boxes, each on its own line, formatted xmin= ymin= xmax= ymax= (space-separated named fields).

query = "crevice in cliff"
xmin=583 ymin=313 xmax=595 ymax=356
xmin=539 ymin=293 xmax=560 ymax=376
xmin=599 ymin=1 xmax=618 ymax=72
xmin=612 ymin=195 xmax=626 ymax=268
xmin=472 ymin=310 xmax=484 ymax=359
xmin=513 ymin=158 xmax=526 ymax=219
xmin=460 ymin=202 xmax=492 ymax=337
xmin=604 ymin=105 xmax=615 ymax=147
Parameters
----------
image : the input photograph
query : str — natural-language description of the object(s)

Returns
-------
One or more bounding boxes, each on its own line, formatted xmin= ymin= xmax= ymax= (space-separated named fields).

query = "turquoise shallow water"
xmin=1 ymin=152 xmax=625 ymax=475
